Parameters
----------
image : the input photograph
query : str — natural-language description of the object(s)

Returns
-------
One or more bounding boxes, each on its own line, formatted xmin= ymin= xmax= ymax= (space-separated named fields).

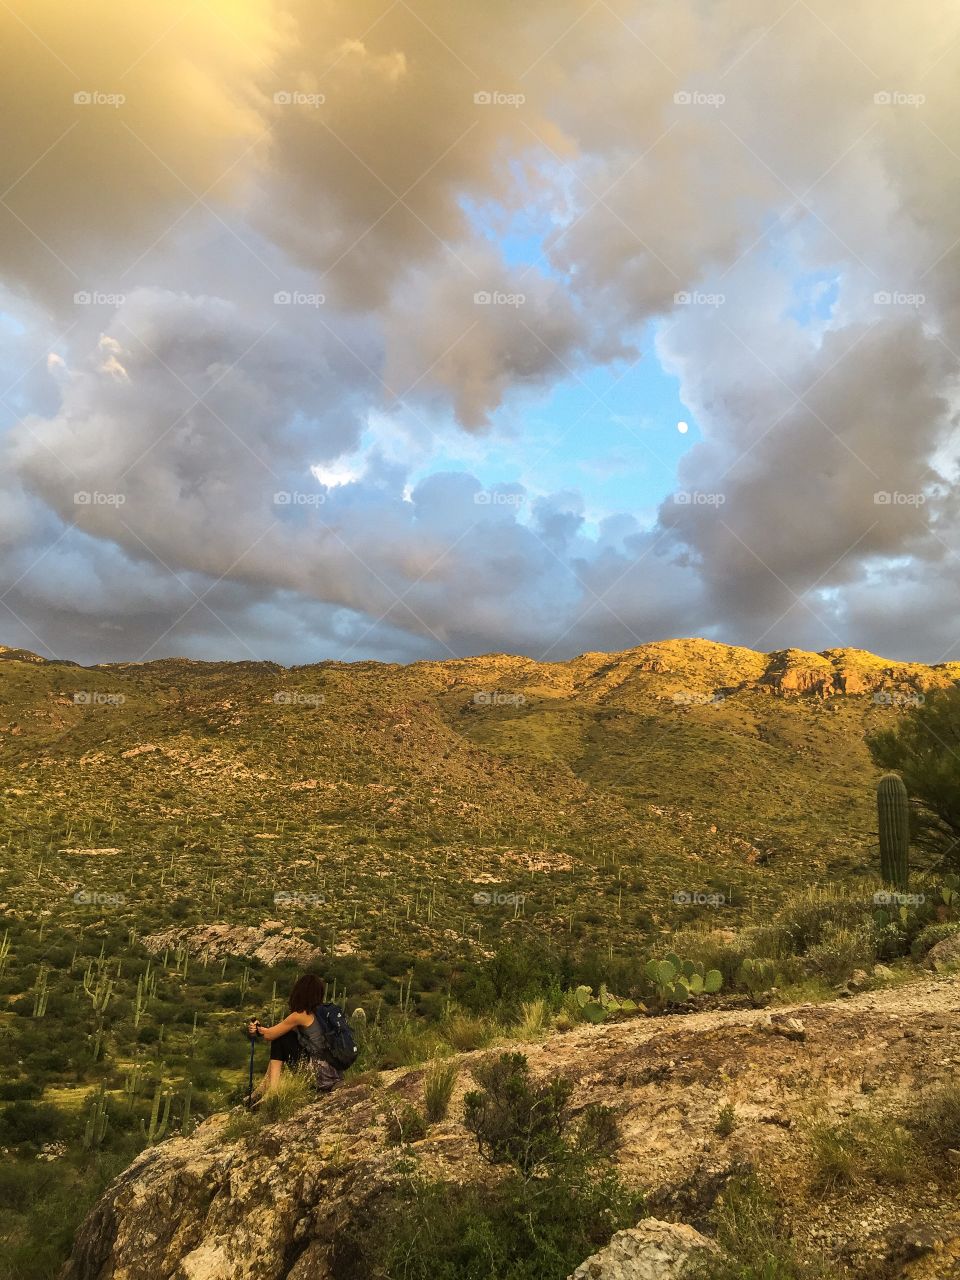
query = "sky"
xmin=0 ymin=0 xmax=958 ymax=667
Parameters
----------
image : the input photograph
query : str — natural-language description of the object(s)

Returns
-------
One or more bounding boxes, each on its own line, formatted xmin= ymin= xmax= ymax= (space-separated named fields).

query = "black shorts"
xmin=269 ymin=1029 xmax=305 ymax=1066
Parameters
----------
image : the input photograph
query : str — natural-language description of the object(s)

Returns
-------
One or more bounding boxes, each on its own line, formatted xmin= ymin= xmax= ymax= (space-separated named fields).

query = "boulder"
xmin=925 ymin=932 xmax=960 ymax=972
xmin=569 ymin=1219 xmax=719 ymax=1279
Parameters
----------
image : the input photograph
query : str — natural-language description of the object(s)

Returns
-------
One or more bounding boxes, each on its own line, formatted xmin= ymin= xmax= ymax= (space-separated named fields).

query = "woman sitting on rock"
xmin=246 ymin=972 xmax=347 ymax=1100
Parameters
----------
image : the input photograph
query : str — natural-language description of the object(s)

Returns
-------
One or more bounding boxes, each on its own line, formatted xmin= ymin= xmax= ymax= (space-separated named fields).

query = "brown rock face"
xmin=140 ymin=923 xmax=323 ymax=968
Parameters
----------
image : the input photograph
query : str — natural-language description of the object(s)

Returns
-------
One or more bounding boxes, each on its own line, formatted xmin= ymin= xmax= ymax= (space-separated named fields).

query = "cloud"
xmin=0 ymin=0 xmax=284 ymax=303
xmin=1 ymin=0 xmax=960 ymax=663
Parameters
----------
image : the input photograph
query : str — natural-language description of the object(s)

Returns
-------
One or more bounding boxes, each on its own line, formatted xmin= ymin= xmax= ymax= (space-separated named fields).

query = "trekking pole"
xmin=246 ymin=1027 xmax=257 ymax=1105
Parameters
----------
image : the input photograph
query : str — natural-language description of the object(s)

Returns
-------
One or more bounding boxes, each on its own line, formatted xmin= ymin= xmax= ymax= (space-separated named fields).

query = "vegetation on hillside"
xmin=1 ymin=640 xmax=959 ymax=1277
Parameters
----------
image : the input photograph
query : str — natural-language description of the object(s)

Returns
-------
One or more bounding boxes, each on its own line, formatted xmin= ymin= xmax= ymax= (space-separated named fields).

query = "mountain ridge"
xmin=3 ymin=636 xmax=959 ymax=699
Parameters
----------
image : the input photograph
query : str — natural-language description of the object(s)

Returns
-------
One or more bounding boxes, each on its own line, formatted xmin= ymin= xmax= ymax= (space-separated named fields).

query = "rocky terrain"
xmin=62 ymin=974 xmax=960 ymax=1280
xmin=140 ymin=923 xmax=324 ymax=968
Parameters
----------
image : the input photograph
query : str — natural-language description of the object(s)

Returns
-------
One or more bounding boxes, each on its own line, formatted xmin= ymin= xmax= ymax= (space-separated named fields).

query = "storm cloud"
xmin=0 ymin=0 xmax=958 ymax=663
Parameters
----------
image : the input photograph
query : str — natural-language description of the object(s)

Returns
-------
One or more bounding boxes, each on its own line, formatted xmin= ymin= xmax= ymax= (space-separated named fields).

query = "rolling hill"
xmin=2 ymin=637 xmax=956 ymax=961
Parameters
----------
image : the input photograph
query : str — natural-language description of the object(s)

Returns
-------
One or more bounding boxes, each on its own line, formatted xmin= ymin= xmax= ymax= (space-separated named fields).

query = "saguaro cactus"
xmin=82 ymin=1084 xmax=109 ymax=1150
xmin=141 ymin=1079 xmax=172 ymax=1144
xmin=31 ymin=963 xmax=50 ymax=1018
xmin=878 ymin=773 xmax=910 ymax=890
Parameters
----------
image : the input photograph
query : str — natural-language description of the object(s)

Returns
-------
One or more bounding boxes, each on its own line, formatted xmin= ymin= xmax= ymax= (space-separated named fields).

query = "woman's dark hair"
xmin=288 ymin=973 xmax=326 ymax=1012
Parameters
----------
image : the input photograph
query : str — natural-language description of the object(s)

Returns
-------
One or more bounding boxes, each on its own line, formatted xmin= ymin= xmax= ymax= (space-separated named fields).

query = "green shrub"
xmin=804 ymin=925 xmax=875 ymax=984
xmin=382 ymin=1099 xmax=428 ymax=1146
xmin=442 ymin=1011 xmax=497 ymax=1051
xmin=464 ymin=1052 xmax=572 ymax=1175
xmin=910 ymin=921 xmax=960 ymax=960
xmin=576 ymin=1103 xmax=620 ymax=1157
xmin=0 ymin=1101 xmax=64 ymax=1146
xmin=715 ymin=1103 xmax=737 ymax=1137
xmin=910 ymin=1084 xmax=960 ymax=1153
xmin=423 ymin=1057 xmax=458 ymax=1123
xmin=330 ymin=1164 xmax=642 ymax=1280
xmin=691 ymin=1172 xmax=838 ymax=1280
xmin=768 ymin=885 xmax=868 ymax=955
xmin=254 ymin=1069 xmax=314 ymax=1125
xmin=809 ymin=1113 xmax=916 ymax=1190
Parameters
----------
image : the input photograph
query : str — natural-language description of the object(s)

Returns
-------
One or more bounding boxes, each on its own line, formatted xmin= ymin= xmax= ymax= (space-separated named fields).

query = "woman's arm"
xmin=247 ymin=1011 xmax=309 ymax=1041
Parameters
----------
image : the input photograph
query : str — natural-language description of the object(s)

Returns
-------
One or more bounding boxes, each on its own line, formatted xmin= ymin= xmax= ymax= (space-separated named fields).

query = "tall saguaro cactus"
xmin=877 ymin=773 xmax=910 ymax=890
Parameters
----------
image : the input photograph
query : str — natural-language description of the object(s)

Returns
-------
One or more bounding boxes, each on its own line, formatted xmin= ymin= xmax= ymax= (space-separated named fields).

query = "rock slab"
xmin=568 ymin=1219 xmax=719 ymax=1280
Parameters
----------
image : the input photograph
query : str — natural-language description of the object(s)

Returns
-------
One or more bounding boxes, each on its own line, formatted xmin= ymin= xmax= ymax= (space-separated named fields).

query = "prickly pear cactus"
xmin=644 ymin=957 xmax=722 ymax=1008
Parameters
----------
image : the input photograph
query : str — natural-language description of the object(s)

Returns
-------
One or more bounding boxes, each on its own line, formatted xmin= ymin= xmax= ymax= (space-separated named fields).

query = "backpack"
xmin=298 ymin=1002 xmax=358 ymax=1072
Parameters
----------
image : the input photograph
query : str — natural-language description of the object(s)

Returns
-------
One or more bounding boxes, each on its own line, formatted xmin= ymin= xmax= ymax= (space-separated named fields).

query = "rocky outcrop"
xmin=140 ymin=922 xmax=322 ymax=968
xmin=757 ymin=648 xmax=944 ymax=701
xmin=61 ymin=975 xmax=960 ymax=1280
xmin=569 ymin=1220 xmax=718 ymax=1279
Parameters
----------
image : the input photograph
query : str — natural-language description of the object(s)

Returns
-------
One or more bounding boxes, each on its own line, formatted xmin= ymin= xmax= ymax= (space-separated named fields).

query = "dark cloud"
xmin=1 ymin=0 xmax=959 ymax=662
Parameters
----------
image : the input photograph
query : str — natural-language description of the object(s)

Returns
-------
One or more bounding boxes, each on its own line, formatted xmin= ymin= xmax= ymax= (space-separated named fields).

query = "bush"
xmin=910 ymin=920 xmax=960 ymax=959
xmin=423 ymin=1057 xmax=458 ymax=1123
xmin=809 ymin=1113 xmax=915 ymax=1191
xmin=804 ymin=925 xmax=875 ymax=984
xmin=576 ymin=1103 xmax=620 ymax=1157
xmin=0 ymin=1081 xmax=43 ymax=1101
xmin=868 ymin=687 xmax=960 ymax=865
xmin=256 ymin=1068 xmax=314 ymax=1125
xmin=910 ymin=1084 xmax=960 ymax=1153
xmin=691 ymin=1172 xmax=838 ymax=1280
xmin=464 ymin=1052 xmax=572 ymax=1174
xmin=442 ymin=1011 xmax=497 ymax=1051
xmin=331 ymin=1163 xmax=642 ymax=1280
xmin=382 ymin=1099 xmax=428 ymax=1146
xmin=0 ymin=1101 xmax=65 ymax=1146
xmin=772 ymin=885 xmax=871 ymax=956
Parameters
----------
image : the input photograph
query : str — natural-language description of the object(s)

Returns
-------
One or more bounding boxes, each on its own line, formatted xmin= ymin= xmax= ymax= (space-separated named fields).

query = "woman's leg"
xmin=263 ymin=1029 xmax=301 ymax=1091
xmin=258 ymin=1060 xmax=282 ymax=1091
